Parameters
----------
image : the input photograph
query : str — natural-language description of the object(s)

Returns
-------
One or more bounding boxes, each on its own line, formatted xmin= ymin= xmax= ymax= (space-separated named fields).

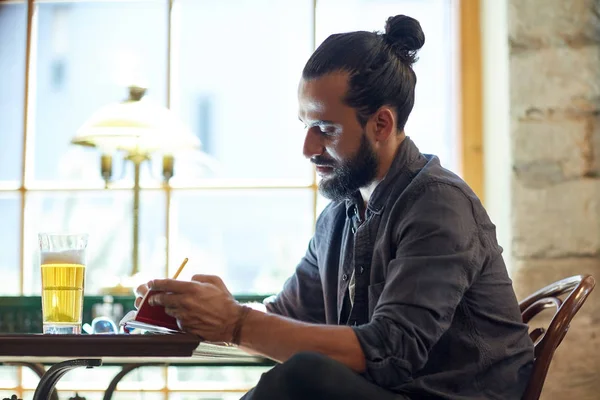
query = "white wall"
xmin=481 ymin=0 xmax=512 ymax=272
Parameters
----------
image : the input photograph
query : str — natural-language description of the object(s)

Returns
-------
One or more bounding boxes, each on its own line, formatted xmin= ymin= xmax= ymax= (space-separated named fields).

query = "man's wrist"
xmin=230 ymin=304 xmax=252 ymax=345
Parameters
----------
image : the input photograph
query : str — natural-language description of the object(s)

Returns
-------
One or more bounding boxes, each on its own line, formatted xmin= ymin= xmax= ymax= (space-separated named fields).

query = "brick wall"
xmin=508 ymin=0 xmax=600 ymax=398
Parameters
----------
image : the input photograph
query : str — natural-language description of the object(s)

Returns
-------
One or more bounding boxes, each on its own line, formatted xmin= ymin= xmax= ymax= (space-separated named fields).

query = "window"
xmin=0 ymin=0 xmax=462 ymax=398
xmin=0 ymin=1 xmax=25 ymax=183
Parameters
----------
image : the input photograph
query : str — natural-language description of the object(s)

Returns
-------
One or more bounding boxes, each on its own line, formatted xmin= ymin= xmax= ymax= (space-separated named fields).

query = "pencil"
xmin=172 ymin=257 xmax=189 ymax=279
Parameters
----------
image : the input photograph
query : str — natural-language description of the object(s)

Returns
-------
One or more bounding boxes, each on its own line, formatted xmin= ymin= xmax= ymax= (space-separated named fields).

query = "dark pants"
xmin=240 ymin=352 xmax=408 ymax=400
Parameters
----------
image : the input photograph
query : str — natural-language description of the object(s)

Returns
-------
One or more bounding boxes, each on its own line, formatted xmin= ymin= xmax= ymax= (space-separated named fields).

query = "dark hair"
xmin=302 ymin=15 xmax=425 ymax=131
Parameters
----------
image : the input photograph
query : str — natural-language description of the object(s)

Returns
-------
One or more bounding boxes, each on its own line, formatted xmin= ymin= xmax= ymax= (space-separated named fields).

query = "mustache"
xmin=310 ymin=156 xmax=337 ymax=167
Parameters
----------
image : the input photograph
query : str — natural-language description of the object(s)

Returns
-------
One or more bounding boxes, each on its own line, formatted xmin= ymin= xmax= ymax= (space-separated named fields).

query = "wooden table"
xmin=0 ymin=334 xmax=272 ymax=400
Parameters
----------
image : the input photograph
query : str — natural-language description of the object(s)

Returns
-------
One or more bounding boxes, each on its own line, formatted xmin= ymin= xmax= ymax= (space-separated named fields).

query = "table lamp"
xmin=71 ymin=86 xmax=200 ymax=292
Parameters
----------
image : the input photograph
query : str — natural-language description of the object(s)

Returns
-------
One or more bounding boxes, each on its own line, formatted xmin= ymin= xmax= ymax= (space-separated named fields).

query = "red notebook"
xmin=120 ymin=290 xmax=181 ymax=333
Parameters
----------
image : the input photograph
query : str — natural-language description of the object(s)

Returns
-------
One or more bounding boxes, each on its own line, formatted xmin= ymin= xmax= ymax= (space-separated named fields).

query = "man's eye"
xmin=320 ymin=128 xmax=339 ymax=138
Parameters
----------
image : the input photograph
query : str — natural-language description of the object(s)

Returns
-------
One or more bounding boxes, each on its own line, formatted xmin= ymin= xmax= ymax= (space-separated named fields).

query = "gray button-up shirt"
xmin=266 ymin=137 xmax=534 ymax=399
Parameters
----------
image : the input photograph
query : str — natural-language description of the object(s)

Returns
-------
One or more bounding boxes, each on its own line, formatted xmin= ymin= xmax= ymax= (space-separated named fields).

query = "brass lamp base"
xmin=98 ymin=272 xmax=149 ymax=296
xmin=99 ymin=283 xmax=134 ymax=296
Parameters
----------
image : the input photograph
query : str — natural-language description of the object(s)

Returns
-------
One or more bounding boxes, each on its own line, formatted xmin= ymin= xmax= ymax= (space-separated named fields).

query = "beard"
xmin=314 ymin=133 xmax=379 ymax=201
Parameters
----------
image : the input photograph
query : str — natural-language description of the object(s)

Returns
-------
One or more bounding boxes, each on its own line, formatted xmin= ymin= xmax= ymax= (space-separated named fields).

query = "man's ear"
xmin=371 ymin=107 xmax=396 ymax=143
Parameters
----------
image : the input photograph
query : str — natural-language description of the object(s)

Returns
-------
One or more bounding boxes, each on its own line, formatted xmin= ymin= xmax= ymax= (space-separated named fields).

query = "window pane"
xmin=168 ymin=365 xmax=269 ymax=391
xmin=0 ymin=366 xmax=18 ymax=392
xmin=0 ymin=391 xmax=21 ymax=400
xmin=171 ymin=0 xmax=314 ymax=183
xmin=31 ymin=1 xmax=167 ymax=183
xmin=0 ymin=2 xmax=26 ymax=182
xmin=22 ymin=392 xmax=164 ymax=400
xmin=0 ymin=194 xmax=21 ymax=295
xmin=31 ymin=365 xmax=165 ymax=391
xmin=169 ymin=395 xmax=249 ymax=400
xmin=107 ymin=393 xmax=164 ymax=400
xmin=21 ymin=364 xmax=119 ymax=390
xmin=316 ymin=0 xmax=458 ymax=172
xmin=170 ymin=190 xmax=314 ymax=294
xmin=23 ymin=190 xmax=166 ymax=295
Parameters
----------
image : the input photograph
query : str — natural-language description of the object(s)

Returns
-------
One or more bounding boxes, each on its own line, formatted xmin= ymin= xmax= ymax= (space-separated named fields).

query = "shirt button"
xmin=342 ymin=273 xmax=348 ymax=281
xmin=358 ymin=266 xmax=365 ymax=275
xmin=351 ymin=227 xmax=356 ymax=234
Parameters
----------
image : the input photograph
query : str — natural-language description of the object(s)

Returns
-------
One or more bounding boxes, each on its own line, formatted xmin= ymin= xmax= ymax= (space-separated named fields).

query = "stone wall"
xmin=508 ymin=0 xmax=600 ymax=398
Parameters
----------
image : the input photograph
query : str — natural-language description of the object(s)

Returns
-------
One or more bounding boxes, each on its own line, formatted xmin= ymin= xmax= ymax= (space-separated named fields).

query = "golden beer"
xmin=41 ymin=263 xmax=85 ymax=324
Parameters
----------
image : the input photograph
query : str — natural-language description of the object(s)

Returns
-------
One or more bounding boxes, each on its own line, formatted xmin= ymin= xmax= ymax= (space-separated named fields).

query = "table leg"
xmin=33 ymin=359 xmax=102 ymax=400
xmin=103 ymin=363 xmax=159 ymax=400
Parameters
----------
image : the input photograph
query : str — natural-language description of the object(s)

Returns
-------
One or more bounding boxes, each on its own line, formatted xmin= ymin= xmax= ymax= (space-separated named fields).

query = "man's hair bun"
xmin=383 ymin=15 xmax=425 ymax=65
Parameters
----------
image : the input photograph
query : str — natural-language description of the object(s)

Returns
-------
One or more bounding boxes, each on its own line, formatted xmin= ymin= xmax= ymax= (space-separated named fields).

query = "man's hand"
xmin=134 ymin=283 xmax=149 ymax=309
xmin=140 ymin=276 xmax=365 ymax=373
xmin=147 ymin=275 xmax=242 ymax=342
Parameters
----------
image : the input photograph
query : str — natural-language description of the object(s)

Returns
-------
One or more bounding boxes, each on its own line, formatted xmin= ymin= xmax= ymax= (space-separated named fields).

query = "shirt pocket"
xmin=367 ymin=281 xmax=386 ymax=320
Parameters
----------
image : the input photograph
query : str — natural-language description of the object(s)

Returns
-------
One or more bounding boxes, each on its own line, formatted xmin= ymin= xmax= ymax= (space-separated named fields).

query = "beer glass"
xmin=39 ymin=233 xmax=88 ymax=334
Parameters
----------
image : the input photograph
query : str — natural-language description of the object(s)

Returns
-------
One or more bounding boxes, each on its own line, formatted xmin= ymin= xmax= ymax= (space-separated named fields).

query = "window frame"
xmin=0 ymin=0 xmax=484 ymax=302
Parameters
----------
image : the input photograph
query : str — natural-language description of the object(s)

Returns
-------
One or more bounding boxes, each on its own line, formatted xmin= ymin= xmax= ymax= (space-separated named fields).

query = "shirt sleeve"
xmin=264 ymin=234 xmax=326 ymax=324
xmin=352 ymin=183 xmax=485 ymax=390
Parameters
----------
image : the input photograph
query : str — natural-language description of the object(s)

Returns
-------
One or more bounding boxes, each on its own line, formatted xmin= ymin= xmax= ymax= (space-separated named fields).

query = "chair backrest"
xmin=519 ymin=274 xmax=596 ymax=400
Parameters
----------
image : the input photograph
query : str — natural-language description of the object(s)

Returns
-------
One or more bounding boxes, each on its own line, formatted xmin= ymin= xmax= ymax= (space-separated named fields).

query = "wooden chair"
xmin=519 ymin=274 xmax=596 ymax=400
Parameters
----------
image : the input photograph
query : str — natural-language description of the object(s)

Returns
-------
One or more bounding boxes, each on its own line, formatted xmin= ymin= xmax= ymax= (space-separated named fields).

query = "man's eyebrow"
xmin=298 ymin=117 xmax=336 ymax=127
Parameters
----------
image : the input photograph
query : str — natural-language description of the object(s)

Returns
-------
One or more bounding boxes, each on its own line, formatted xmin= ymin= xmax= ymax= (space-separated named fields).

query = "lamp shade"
xmin=72 ymin=90 xmax=200 ymax=155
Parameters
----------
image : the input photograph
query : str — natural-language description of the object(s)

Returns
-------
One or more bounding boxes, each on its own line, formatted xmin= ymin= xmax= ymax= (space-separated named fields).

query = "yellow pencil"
xmin=172 ymin=257 xmax=189 ymax=279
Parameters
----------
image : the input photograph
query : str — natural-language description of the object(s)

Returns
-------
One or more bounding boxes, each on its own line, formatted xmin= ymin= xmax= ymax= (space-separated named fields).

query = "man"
xmin=137 ymin=14 xmax=534 ymax=399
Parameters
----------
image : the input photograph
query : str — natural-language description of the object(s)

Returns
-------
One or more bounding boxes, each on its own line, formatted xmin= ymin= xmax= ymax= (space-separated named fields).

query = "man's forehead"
xmin=298 ymin=72 xmax=350 ymax=117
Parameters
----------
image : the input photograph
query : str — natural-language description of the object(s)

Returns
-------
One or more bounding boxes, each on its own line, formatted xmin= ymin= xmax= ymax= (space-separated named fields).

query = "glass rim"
xmin=38 ymin=232 xmax=89 ymax=238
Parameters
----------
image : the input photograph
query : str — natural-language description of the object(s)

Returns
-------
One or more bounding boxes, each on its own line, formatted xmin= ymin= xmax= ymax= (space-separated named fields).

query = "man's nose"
xmin=302 ymin=129 xmax=324 ymax=159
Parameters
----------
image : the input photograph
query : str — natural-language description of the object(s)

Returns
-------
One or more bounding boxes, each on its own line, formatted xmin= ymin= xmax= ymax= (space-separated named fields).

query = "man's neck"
xmin=358 ymin=134 xmax=406 ymax=206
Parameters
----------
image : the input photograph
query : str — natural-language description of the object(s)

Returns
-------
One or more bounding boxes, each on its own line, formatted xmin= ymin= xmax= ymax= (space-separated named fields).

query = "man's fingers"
xmin=164 ymin=306 xmax=182 ymax=319
xmin=191 ymin=274 xmax=223 ymax=285
xmin=134 ymin=283 xmax=149 ymax=309
xmin=148 ymin=278 xmax=195 ymax=293
xmin=148 ymin=292 xmax=188 ymax=308
xmin=134 ymin=283 xmax=149 ymax=297
xmin=191 ymin=274 xmax=230 ymax=293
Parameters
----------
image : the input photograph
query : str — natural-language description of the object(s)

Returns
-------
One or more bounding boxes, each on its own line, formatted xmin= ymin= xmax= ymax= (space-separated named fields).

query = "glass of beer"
xmin=39 ymin=233 xmax=88 ymax=334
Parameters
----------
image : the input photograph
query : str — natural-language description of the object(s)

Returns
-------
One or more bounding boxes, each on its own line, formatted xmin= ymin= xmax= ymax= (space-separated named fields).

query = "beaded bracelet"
xmin=231 ymin=305 xmax=252 ymax=345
